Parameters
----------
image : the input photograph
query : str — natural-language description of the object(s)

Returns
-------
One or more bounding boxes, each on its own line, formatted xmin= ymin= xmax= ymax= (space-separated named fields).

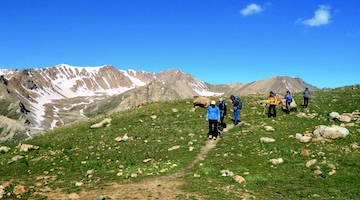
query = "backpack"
xmin=218 ymin=101 xmax=226 ymax=110
xmin=286 ymin=94 xmax=292 ymax=103
xmin=235 ymin=97 xmax=242 ymax=110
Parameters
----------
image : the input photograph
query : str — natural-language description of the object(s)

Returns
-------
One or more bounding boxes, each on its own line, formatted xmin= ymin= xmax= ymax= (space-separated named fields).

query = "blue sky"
xmin=1 ymin=0 xmax=359 ymax=89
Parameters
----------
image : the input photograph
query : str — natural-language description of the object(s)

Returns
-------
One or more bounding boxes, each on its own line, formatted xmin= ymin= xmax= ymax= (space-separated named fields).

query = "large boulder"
xmin=193 ymin=97 xmax=212 ymax=108
xmin=330 ymin=111 xmax=358 ymax=122
xmin=313 ymin=125 xmax=349 ymax=139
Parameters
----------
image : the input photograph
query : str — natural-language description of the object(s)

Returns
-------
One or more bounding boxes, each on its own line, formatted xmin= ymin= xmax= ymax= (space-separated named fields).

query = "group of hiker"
xmin=205 ymin=94 xmax=242 ymax=140
xmin=205 ymin=88 xmax=311 ymax=140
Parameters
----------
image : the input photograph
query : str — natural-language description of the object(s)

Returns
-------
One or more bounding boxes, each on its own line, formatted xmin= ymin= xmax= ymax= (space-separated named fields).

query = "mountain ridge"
xmin=0 ymin=64 xmax=317 ymax=142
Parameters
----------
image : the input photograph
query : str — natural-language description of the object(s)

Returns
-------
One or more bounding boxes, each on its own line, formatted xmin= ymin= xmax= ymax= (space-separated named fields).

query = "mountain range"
xmin=0 ymin=64 xmax=317 ymax=142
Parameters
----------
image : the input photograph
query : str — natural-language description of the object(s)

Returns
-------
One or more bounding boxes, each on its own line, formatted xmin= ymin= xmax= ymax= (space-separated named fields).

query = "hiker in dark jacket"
xmin=218 ymin=98 xmax=227 ymax=130
xmin=302 ymin=88 xmax=311 ymax=108
xmin=285 ymin=90 xmax=292 ymax=114
xmin=206 ymin=100 xmax=220 ymax=140
xmin=230 ymin=95 xmax=242 ymax=125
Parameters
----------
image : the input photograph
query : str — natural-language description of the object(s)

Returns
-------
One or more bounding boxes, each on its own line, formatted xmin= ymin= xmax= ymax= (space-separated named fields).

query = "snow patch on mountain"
xmin=122 ymin=70 xmax=146 ymax=87
xmin=0 ymin=68 xmax=16 ymax=78
xmin=26 ymin=64 xmax=147 ymax=128
xmin=190 ymin=81 xmax=223 ymax=97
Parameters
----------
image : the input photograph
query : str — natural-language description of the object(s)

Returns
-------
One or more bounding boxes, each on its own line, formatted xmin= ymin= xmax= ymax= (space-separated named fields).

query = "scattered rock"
xmin=143 ymin=158 xmax=154 ymax=163
xmin=220 ymin=170 xmax=234 ymax=177
xmin=90 ymin=118 xmax=112 ymax=128
xmin=334 ymin=115 xmax=352 ymax=122
xmin=0 ymin=185 xmax=4 ymax=198
xmin=313 ymin=125 xmax=349 ymax=139
xmin=301 ymin=149 xmax=310 ymax=156
xmin=168 ymin=145 xmax=181 ymax=151
xmin=233 ymin=175 xmax=246 ymax=184
xmin=0 ymin=146 xmax=10 ymax=153
xmin=331 ymin=111 xmax=358 ymax=122
xmin=150 ymin=115 xmax=157 ymax=120
xmin=16 ymin=143 xmax=39 ymax=152
xmin=269 ymin=158 xmax=283 ymax=165
xmin=172 ymin=108 xmax=178 ymax=112
xmin=351 ymin=142 xmax=360 ymax=149
xmin=260 ymin=137 xmax=275 ymax=143
xmin=193 ymin=97 xmax=212 ymax=108
xmin=295 ymin=133 xmax=302 ymax=140
xmin=75 ymin=182 xmax=83 ymax=186
xmin=94 ymin=195 xmax=106 ymax=200
xmin=264 ymin=126 xmax=275 ymax=132
xmin=328 ymin=163 xmax=336 ymax=170
xmin=114 ymin=134 xmax=130 ymax=142
xmin=136 ymin=168 xmax=143 ymax=175
xmin=8 ymin=155 xmax=24 ymax=163
xmin=329 ymin=112 xmax=340 ymax=118
xmin=296 ymin=112 xmax=317 ymax=118
xmin=340 ymin=123 xmax=355 ymax=127
xmin=306 ymin=159 xmax=317 ymax=168
xmin=314 ymin=169 xmax=322 ymax=176
xmin=13 ymin=185 xmax=29 ymax=195
xmin=193 ymin=174 xmax=201 ymax=178
xmin=328 ymin=170 xmax=336 ymax=175
xmin=295 ymin=133 xmax=312 ymax=143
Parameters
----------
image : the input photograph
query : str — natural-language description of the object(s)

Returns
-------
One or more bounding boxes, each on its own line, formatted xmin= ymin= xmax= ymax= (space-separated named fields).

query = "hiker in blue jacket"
xmin=206 ymin=100 xmax=220 ymax=140
xmin=285 ymin=90 xmax=293 ymax=114
xmin=230 ymin=95 xmax=242 ymax=125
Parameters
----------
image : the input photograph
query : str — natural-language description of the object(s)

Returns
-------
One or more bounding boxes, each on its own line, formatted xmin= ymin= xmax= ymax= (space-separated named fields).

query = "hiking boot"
xmin=213 ymin=136 xmax=217 ymax=140
xmin=208 ymin=135 xmax=213 ymax=140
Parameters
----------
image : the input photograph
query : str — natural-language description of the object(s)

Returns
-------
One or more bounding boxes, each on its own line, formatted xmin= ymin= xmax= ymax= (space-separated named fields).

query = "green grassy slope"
xmin=184 ymin=85 xmax=360 ymax=199
xmin=0 ymin=85 xmax=359 ymax=199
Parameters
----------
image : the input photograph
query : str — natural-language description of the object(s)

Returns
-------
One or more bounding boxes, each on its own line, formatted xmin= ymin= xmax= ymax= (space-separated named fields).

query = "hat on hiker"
xmin=211 ymin=100 xmax=216 ymax=105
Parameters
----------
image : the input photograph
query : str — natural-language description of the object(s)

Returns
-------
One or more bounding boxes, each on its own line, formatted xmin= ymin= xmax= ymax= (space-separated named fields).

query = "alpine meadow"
xmin=0 ymin=85 xmax=359 ymax=199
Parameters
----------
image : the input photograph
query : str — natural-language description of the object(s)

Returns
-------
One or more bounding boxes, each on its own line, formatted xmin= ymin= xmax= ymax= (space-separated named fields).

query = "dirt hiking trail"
xmin=43 ymin=124 xmax=239 ymax=200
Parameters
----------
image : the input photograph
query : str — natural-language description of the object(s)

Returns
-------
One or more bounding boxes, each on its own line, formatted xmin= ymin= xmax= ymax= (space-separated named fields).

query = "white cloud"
xmin=240 ymin=2 xmax=272 ymax=16
xmin=240 ymin=3 xmax=262 ymax=16
xmin=300 ymin=5 xmax=331 ymax=27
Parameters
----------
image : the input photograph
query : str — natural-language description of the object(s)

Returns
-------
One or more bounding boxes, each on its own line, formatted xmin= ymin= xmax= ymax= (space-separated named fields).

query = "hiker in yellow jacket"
xmin=267 ymin=91 xmax=277 ymax=118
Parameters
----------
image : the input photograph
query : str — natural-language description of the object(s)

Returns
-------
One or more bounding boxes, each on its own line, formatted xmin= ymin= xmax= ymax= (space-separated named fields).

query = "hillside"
xmin=0 ymin=65 xmax=318 ymax=143
xmin=0 ymin=85 xmax=359 ymax=199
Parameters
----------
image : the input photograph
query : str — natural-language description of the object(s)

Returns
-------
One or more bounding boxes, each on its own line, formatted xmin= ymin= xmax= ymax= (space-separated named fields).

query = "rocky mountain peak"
xmin=0 ymin=65 xmax=316 ymax=142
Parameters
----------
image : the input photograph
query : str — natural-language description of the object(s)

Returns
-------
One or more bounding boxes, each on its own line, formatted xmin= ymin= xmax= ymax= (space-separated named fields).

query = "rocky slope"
xmin=0 ymin=64 xmax=316 ymax=142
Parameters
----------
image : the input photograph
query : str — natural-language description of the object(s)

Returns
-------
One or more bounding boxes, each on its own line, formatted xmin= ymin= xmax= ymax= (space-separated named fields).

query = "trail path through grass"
xmin=43 ymin=124 xmax=236 ymax=200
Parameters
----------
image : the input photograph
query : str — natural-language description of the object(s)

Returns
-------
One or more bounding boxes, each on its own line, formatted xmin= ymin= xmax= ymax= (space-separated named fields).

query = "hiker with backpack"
xmin=218 ymin=97 xmax=227 ymax=131
xmin=230 ymin=95 xmax=242 ymax=125
xmin=268 ymin=91 xmax=277 ymax=118
xmin=206 ymin=100 xmax=220 ymax=140
xmin=302 ymin=87 xmax=311 ymax=108
xmin=285 ymin=90 xmax=293 ymax=114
